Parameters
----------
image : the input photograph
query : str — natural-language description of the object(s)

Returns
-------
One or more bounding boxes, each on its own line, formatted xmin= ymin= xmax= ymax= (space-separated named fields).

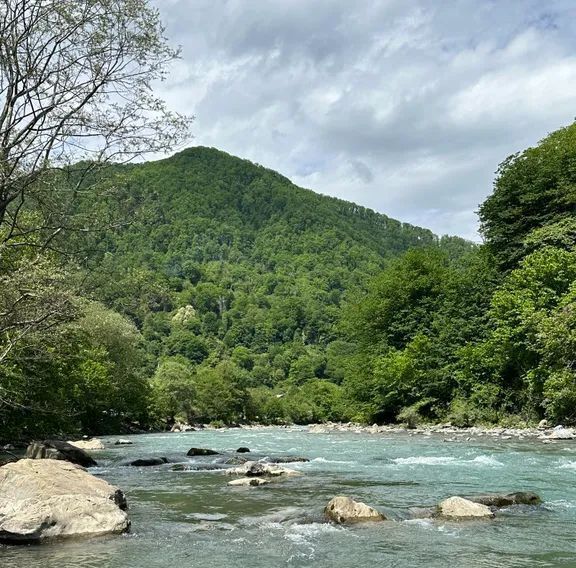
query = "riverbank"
xmin=238 ymin=421 xmax=573 ymax=442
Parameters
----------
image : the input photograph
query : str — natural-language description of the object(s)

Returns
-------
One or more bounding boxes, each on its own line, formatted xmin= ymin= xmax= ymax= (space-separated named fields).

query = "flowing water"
xmin=3 ymin=427 xmax=576 ymax=567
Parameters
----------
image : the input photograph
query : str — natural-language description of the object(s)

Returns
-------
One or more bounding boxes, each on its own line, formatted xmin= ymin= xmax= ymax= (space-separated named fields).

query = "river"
xmin=2 ymin=427 xmax=576 ymax=567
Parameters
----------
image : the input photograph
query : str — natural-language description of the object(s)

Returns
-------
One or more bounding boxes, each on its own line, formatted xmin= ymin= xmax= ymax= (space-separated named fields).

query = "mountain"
xmin=80 ymin=146 xmax=471 ymax=423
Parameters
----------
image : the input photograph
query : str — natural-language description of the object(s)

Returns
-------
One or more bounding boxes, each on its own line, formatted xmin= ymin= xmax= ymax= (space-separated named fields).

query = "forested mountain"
xmin=77 ymin=147 xmax=470 ymax=427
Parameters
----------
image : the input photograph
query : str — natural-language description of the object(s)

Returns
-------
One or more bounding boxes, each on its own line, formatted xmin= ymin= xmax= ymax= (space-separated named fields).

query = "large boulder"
xmin=187 ymin=448 xmax=220 ymax=456
xmin=325 ymin=496 xmax=386 ymax=524
xmin=467 ymin=492 xmax=542 ymax=508
xmin=68 ymin=439 xmax=105 ymax=451
xmin=437 ymin=496 xmax=494 ymax=520
xmin=26 ymin=440 xmax=97 ymax=468
xmin=0 ymin=459 xmax=129 ymax=543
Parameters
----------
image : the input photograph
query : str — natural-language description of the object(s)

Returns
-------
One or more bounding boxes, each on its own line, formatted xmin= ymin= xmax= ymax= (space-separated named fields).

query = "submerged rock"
xmin=325 ymin=496 xmax=386 ymax=523
xmin=187 ymin=448 xmax=220 ymax=456
xmin=224 ymin=456 xmax=249 ymax=465
xmin=25 ymin=440 xmax=97 ymax=468
xmin=467 ymin=492 xmax=542 ymax=508
xmin=127 ymin=457 xmax=169 ymax=467
xmin=172 ymin=463 xmax=226 ymax=471
xmin=437 ymin=496 xmax=494 ymax=520
xmin=228 ymin=477 xmax=271 ymax=487
xmin=68 ymin=438 xmax=105 ymax=451
xmin=266 ymin=456 xmax=310 ymax=463
xmin=236 ymin=447 xmax=251 ymax=453
xmin=114 ymin=439 xmax=133 ymax=445
xmin=0 ymin=459 xmax=129 ymax=543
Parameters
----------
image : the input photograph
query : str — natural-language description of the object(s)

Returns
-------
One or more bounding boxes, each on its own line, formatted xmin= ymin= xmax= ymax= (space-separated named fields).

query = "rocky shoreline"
xmin=304 ymin=420 xmax=575 ymax=441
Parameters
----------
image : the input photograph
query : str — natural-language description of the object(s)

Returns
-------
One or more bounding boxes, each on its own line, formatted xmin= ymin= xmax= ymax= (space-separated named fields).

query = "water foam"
xmin=391 ymin=455 xmax=503 ymax=467
xmin=311 ymin=457 xmax=355 ymax=465
xmin=470 ymin=455 xmax=504 ymax=466
xmin=392 ymin=456 xmax=457 ymax=465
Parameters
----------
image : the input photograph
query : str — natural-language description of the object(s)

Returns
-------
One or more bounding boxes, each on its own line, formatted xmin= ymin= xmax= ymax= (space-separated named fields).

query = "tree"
xmin=150 ymin=359 xmax=196 ymax=424
xmin=479 ymin=123 xmax=576 ymax=269
xmin=0 ymin=0 xmax=192 ymax=247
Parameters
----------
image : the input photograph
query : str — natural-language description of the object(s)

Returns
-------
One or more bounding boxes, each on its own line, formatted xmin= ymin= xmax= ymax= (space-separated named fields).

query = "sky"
xmin=151 ymin=0 xmax=576 ymax=241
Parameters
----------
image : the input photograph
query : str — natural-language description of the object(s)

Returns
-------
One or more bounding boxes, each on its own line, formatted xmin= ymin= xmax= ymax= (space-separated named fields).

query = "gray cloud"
xmin=152 ymin=0 xmax=576 ymax=240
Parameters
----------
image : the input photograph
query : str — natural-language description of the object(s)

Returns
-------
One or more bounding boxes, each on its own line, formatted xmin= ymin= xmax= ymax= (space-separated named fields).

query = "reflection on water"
xmin=3 ymin=427 xmax=576 ymax=567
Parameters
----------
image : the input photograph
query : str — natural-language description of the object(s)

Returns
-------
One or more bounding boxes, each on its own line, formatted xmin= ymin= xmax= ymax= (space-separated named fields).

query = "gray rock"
xmin=25 ymin=440 xmax=97 ymax=468
xmin=437 ymin=496 xmax=494 ymax=519
xmin=223 ymin=456 xmax=249 ymax=465
xmin=228 ymin=477 xmax=271 ymax=487
xmin=325 ymin=496 xmax=386 ymax=523
xmin=127 ymin=457 xmax=169 ymax=467
xmin=0 ymin=459 xmax=129 ymax=543
xmin=467 ymin=492 xmax=542 ymax=508
xmin=68 ymin=439 xmax=105 ymax=450
xmin=187 ymin=448 xmax=220 ymax=456
xmin=266 ymin=456 xmax=310 ymax=463
xmin=226 ymin=460 xmax=301 ymax=477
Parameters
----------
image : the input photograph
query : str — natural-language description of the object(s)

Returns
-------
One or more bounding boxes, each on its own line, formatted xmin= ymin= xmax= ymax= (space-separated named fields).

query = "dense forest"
xmin=2 ymin=123 xmax=576 ymax=439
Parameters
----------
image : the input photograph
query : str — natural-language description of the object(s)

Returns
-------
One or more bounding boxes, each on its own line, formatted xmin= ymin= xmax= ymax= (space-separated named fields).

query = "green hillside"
xmin=79 ymin=147 xmax=470 ymax=425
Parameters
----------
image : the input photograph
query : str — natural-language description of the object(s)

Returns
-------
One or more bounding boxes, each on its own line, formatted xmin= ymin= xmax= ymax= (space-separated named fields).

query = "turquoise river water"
xmin=2 ymin=427 xmax=576 ymax=567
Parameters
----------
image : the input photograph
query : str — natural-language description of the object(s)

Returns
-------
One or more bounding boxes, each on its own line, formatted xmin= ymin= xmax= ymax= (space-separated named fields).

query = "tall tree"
xmin=0 ymin=0 xmax=192 ymax=247
xmin=479 ymin=123 xmax=576 ymax=270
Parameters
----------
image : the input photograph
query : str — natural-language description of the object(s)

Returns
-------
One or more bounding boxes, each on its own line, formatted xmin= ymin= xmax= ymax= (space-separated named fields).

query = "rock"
xmin=538 ymin=419 xmax=548 ymax=429
xmin=187 ymin=448 xmax=220 ymax=456
xmin=228 ymin=477 xmax=271 ymax=487
xmin=223 ymin=456 xmax=249 ymax=465
xmin=266 ymin=456 xmax=310 ymax=463
xmin=25 ymin=440 xmax=97 ymax=468
xmin=68 ymin=438 xmax=105 ymax=451
xmin=467 ymin=492 xmax=542 ymax=508
xmin=172 ymin=463 xmax=226 ymax=472
xmin=408 ymin=506 xmax=436 ymax=519
xmin=325 ymin=496 xmax=386 ymax=523
xmin=225 ymin=460 xmax=301 ymax=477
xmin=437 ymin=496 xmax=494 ymax=520
xmin=236 ymin=447 xmax=251 ymax=453
xmin=0 ymin=459 xmax=129 ymax=543
xmin=114 ymin=439 xmax=133 ymax=445
xmin=171 ymin=422 xmax=195 ymax=433
xmin=127 ymin=457 xmax=168 ymax=467
xmin=548 ymin=427 xmax=575 ymax=439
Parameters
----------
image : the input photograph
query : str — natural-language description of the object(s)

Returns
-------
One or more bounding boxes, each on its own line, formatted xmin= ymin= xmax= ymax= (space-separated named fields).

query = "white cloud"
xmin=151 ymin=0 xmax=576 ymax=241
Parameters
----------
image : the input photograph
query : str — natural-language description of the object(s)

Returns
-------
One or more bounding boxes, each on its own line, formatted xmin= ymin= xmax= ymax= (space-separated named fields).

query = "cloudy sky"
xmin=151 ymin=0 xmax=576 ymax=241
